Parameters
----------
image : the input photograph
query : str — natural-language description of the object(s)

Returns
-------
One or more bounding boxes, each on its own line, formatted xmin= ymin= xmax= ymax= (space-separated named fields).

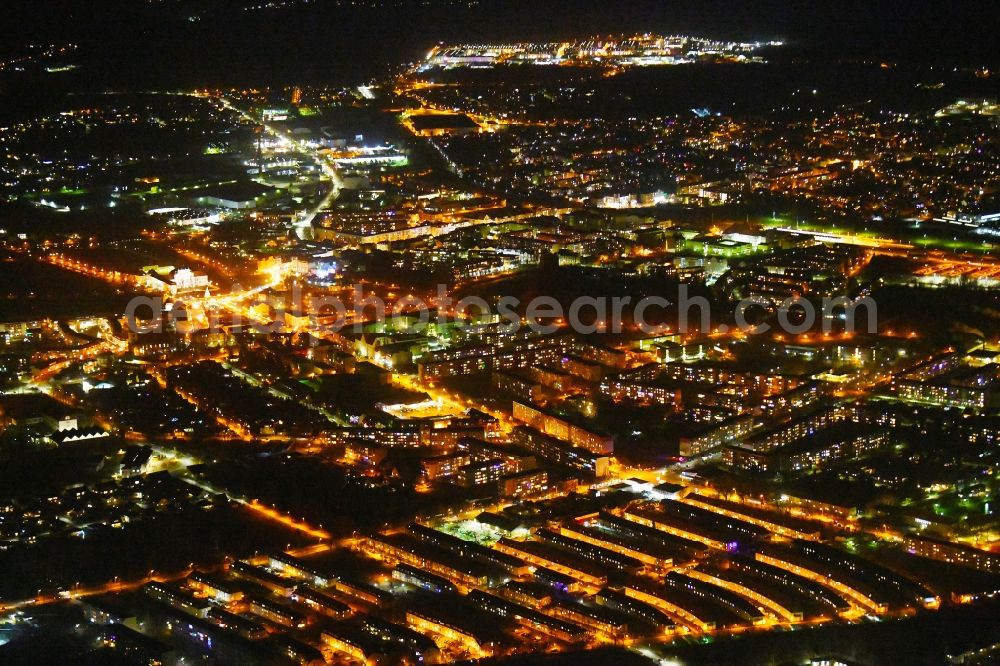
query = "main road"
xmin=212 ymin=94 xmax=343 ymax=230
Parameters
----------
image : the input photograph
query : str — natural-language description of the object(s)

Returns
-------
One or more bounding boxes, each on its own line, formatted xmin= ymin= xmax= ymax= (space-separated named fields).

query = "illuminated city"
xmin=1 ymin=1 xmax=999 ymax=665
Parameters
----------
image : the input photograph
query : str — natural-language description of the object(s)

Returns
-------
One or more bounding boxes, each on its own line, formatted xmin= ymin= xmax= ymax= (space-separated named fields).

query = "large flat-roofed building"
xmin=418 ymin=332 xmax=578 ymax=380
xmin=900 ymin=534 xmax=1000 ymax=574
xmin=290 ymin=586 xmax=353 ymax=619
xmin=393 ymin=563 xmax=458 ymax=594
xmin=499 ymin=468 xmax=548 ymax=498
xmin=459 ymin=437 xmax=537 ymax=471
xmin=187 ymin=572 xmax=244 ymax=603
xmin=457 ymin=459 xmax=509 ymax=488
xmin=510 ymin=426 xmax=611 ymax=478
xmin=935 ymin=209 xmax=1000 ymax=227
xmin=595 ymin=588 xmax=677 ymax=631
xmin=247 ymin=595 xmax=307 ymax=629
xmin=327 ymin=426 xmax=423 ymax=448
xmin=887 ymin=354 xmax=1000 ymax=412
xmin=892 ymin=379 xmax=997 ymax=411
xmin=600 ymin=371 xmax=683 ymax=408
xmin=321 ymin=628 xmax=415 ymax=664
xmin=194 ymin=181 xmax=274 ymax=210
xmin=407 ymin=113 xmax=481 ymax=137
xmin=422 ymin=452 xmax=473 ymax=480
xmin=512 ymin=401 xmax=614 ymax=455
xmin=364 ymin=532 xmax=505 ymax=588
xmin=739 ymin=404 xmax=854 ymax=453
xmin=493 ymin=370 xmax=546 ymax=403
xmin=405 ymin=607 xmax=499 ymax=657
xmin=724 ymin=422 xmax=892 ymax=476
xmin=494 ymin=538 xmax=609 ymax=588
xmin=407 ymin=522 xmax=531 ymax=576
xmin=537 ymin=528 xmax=646 ymax=574
xmin=467 ymin=590 xmax=590 ymax=643
xmin=680 ymin=414 xmax=762 ymax=458
xmin=144 ymin=582 xmax=211 ymax=619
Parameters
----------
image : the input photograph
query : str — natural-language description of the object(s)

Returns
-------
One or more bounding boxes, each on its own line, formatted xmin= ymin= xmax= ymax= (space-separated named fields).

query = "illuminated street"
xmin=2 ymin=2 xmax=1000 ymax=665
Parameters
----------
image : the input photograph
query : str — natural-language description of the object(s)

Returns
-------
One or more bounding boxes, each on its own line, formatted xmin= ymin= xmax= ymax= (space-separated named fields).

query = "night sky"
xmin=5 ymin=0 xmax=999 ymax=89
